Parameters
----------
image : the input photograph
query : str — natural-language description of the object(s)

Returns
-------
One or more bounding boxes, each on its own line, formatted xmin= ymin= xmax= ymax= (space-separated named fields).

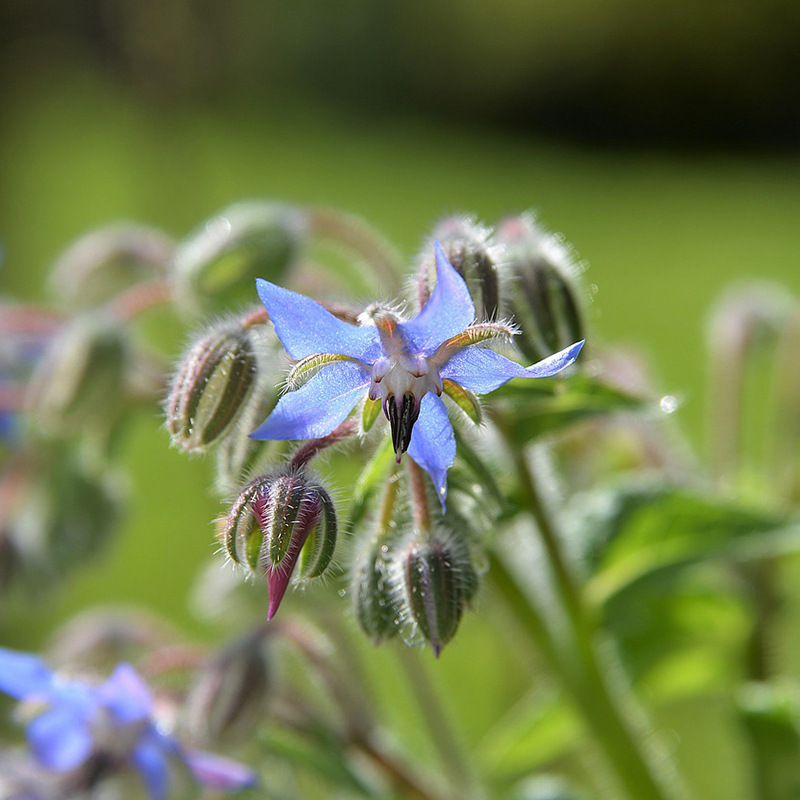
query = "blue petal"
xmin=407 ymin=394 xmax=455 ymax=510
xmin=27 ymin=707 xmax=93 ymax=772
xmin=132 ymin=733 xmax=171 ymax=800
xmin=251 ymin=360 xmax=369 ymax=441
xmin=183 ymin=749 xmax=258 ymax=791
xmin=98 ymin=664 xmax=152 ymax=723
xmin=440 ymin=340 xmax=585 ymax=394
xmin=256 ymin=278 xmax=381 ymax=361
xmin=0 ymin=648 xmax=54 ymax=700
xmin=400 ymin=242 xmax=475 ymax=354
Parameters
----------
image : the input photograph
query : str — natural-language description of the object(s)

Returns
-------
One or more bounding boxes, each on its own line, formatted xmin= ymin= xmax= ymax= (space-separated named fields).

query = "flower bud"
xmin=185 ymin=629 xmax=271 ymax=744
xmin=496 ymin=214 xmax=585 ymax=364
xmin=26 ymin=313 xmax=128 ymax=435
xmin=166 ymin=320 xmax=262 ymax=454
xmin=222 ymin=469 xmax=337 ymax=619
xmin=172 ymin=201 xmax=307 ymax=312
xmin=49 ymin=224 xmax=173 ymax=310
xmin=401 ymin=531 xmax=478 ymax=656
xmin=417 ymin=216 xmax=502 ymax=321
xmin=352 ymin=537 xmax=403 ymax=644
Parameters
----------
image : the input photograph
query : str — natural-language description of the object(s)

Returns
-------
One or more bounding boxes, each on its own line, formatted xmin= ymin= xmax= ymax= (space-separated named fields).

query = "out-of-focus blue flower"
xmin=0 ymin=647 xmax=257 ymax=799
xmin=252 ymin=241 xmax=584 ymax=507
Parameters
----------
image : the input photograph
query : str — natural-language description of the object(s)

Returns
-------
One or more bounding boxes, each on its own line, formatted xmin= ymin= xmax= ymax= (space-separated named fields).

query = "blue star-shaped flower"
xmin=252 ymin=242 xmax=584 ymax=507
xmin=0 ymin=647 xmax=256 ymax=799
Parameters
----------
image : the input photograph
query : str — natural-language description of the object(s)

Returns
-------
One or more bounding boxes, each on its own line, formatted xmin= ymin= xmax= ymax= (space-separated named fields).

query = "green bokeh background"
xmin=2 ymin=4 xmax=800 ymax=796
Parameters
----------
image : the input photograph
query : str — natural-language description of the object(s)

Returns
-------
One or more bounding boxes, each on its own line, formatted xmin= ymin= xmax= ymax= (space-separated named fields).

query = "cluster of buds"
xmin=354 ymin=525 xmax=478 ymax=657
xmin=159 ymin=207 xmax=586 ymax=655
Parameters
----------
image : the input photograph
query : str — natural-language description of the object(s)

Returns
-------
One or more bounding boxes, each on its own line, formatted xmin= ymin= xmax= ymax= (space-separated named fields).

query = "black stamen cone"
xmin=386 ymin=393 xmax=420 ymax=458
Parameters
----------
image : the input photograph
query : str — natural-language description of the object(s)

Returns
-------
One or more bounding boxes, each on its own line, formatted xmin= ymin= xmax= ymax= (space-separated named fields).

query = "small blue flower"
xmin=0 ymin=647 xmax=257 ymax=799
xmin=252 ymin=242 xmax=584 ymax=507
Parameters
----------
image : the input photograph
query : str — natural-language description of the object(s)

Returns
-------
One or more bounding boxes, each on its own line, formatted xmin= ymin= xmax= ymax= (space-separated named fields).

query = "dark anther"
xmin=386 ymin=393 xmax=420 ymax=457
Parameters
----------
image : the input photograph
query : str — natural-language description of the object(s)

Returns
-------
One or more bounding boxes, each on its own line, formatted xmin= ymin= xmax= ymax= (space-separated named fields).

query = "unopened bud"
xmin=173 ymin=201 xmax=306 ymax=312
xmin=222 ymin=469 xmax=337 ymax=619
xmin=401 ymin=532 xmax=478 ymax=656
xmin=417 ymin=216 xmax=502 ymax=320
xmin=166 ymin=320 xmax=262 ymax=453
xmin=26 ymin=314 xmax=128 ymax=434
xmin=352 ymin=537 xmax=403 ymax=644
xmin=186 ymin=629 xmax=271 ymax=744
xmin=496 ymin=214 xmax=585 ymax=363
xmin=50 ymin=224 xmax=173 ymax=310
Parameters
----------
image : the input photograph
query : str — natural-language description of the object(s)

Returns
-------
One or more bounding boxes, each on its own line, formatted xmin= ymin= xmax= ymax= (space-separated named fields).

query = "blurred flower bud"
xmin=496 ymin=214 xmax=585 ymax=363
xmin=166 ymin=319 xmax=264 ymax=454
xmin=26 ymin=313 xmax=128 ymax=435
xmin=417 ymin=216 xmax=502 ymax=320
xmin=401 ymin=531 xmax=478 ymax=656
xmin=186 ymin=629 xmax=271 ymax=745
xmin=352 ymin=536 xmax=403 ymax=644
xmin=47 ymin=609 xmax=172 ymax=670
xmin=222 ymin=469 xmax=337 ymax=619
xmin=172 ymin=201 xmax=307 ymax=312
xmin=2 ymin=446 xmax=123 ymax=594
xmin=49 ymin=224 xmax=173 ymax=310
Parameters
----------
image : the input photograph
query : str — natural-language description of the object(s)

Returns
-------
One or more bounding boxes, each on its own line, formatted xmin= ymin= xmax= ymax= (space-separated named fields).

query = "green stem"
xmin=396 ymin=644 xmax=481 ymax=800
xmin=496 ymin=428 xmax=679 ymax=800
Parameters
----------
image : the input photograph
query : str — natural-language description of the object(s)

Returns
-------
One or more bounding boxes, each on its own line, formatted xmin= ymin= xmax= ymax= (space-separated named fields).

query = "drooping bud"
xmin=496 ymin=214 xmax=585 ymax=364
xmin=26 ymin=313 xmax=128 ymax=435
xmin=400 ymin=531 xmax=478 ymax=656
xmin=166 ymin=319 xmax=263 ymax=454
xmin=49 ymin=224 xmax=173 ymax=310
xmin=172 ymin=201 xmax=307 ymax=312
xmin=185 ymin=628 xmax=271 ymax=744
xmin=352 ymin=536 xmax=403 ymax=644
xmin=417 ymin=216 xmax=502 ymax=320
xmin=221 ymin=469 xmax=337 ymax=619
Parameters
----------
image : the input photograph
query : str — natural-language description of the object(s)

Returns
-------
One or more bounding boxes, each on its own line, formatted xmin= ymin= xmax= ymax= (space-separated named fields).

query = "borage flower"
xmin=252 ymin=242 xmax=584 ymax=507
xmin=0 ymin=647 xmax=256 ymax=799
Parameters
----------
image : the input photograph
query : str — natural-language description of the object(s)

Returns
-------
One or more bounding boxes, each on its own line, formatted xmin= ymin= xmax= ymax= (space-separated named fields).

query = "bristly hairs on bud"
xmin=496 ymin=213 xmax=587 ymax=365
xmin=415 ymin=215 xmax=508 ymax=322
xmin=165 ymin=314 xmax=277 ymax=455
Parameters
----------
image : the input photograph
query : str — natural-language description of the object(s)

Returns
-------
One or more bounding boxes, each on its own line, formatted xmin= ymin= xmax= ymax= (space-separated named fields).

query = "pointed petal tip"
xmin=431 ymin=641 xmax=442 ymax=658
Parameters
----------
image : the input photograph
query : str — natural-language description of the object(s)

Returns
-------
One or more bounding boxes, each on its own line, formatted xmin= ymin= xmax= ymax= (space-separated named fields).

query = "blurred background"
xmin=2 ymin=3 xmax=800 ymax=797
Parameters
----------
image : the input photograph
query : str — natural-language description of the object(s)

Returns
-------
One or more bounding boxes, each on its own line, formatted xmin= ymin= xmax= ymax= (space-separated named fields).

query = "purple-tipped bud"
xmin=401 ymin=532 xmax=478 ymax=657
xmin=417 ymin=216 xmax=502 ymax=321
xmin=222 ymin=470 xmax=337 ymax=619
xmin=186 ymin=629 xmax=271 ymax=744
xmin=352 ymin=537 xmax=403 ymax=644
xmin=49 ymin=224 xmax=173 ymax=310
xmin=172 ymin=201 xmax=307 ymax=312
xmin=26 ymin=314 xmax=128 ymax=434
xmin=496 ymin=214 xmax=585 ymax=364
xmin=166 ymin=320 xmax=261 ymax=453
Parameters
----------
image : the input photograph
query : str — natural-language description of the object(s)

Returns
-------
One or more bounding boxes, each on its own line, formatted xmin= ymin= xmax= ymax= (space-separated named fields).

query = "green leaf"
xmin=478 ymin=689 xmax=582 ymax=781
xmin=260 ymin=726 xmax=375 ymax=796
xmin=493 ymin=373 xmax=646 ymax=441
xmin=738 ymin=681 xmax=800 ymax=800
xmin=575 ymin=484 xmax=800 ymax=604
